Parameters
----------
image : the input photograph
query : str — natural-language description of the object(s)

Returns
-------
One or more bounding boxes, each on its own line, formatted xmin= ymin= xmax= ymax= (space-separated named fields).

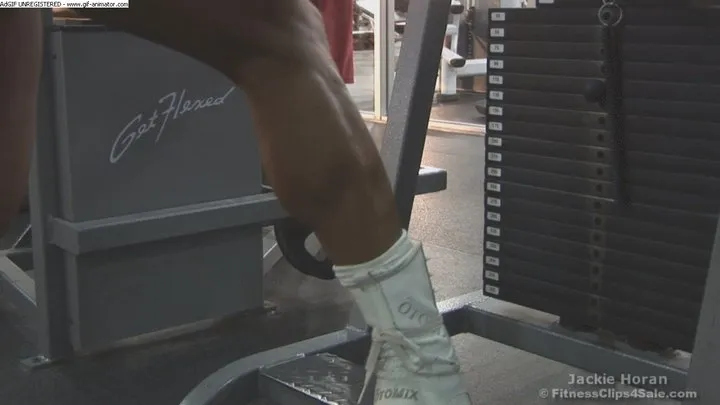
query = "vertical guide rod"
xmin=30 ymin=10 xmax=74 ymax=360
xmin=380 ymin=0 xmax=452 ymax=228
xmin=374 ymin=0 xmax=396 ymax=118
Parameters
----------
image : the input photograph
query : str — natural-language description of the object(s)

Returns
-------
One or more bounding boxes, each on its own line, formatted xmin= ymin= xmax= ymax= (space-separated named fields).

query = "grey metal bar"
xmin=30 ymin=10 xmax=74 ymax=360
xmin=12 ymin=225 xmax=32 ymax=249
xmin=262 ymin=234 xmax=282 ymax=275
xmin=684 ymin=215 xmax=720 ymax=404
xmin=49 ymin=169 xmax=446 ymax=255
xmin=462 ymin=302 xmax=688 ymax=393
xmin=0 ymin=256 xmax=37 ymax=324
xmin=380 ymin=0 xmax=451 ymax=228
xmin=373 ymin=0 xmax=395 ymax=118
xmin=5 ymin=248 xmax=33 ymax=271
xmin=416 ymin=166 xmax=447 ymax=195
xmin=50 ymin=194 xmax=283 ymax=255
xmin=179 ymin=329 xmax=368 ymax=405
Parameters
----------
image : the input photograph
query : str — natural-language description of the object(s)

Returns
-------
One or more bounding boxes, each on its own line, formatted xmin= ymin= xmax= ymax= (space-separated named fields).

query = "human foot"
xmin=333 ymin=231 xmax=472 ymax=404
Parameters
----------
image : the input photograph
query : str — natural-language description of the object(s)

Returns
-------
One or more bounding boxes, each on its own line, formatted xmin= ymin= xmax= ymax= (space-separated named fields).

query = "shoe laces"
xmin=358 ymin=321 xmax=460 ymax=403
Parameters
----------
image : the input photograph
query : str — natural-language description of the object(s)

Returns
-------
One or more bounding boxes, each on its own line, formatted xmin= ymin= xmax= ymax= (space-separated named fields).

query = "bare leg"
xmin=75 ymin=2 xmax=401 ymax=265
xmin=0 ymin=3 xmax=471 ymax=404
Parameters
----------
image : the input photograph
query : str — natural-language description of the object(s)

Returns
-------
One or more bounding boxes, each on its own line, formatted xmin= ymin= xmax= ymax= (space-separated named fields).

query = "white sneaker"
xmin=333 ymin=231 xmax=472 ymax=405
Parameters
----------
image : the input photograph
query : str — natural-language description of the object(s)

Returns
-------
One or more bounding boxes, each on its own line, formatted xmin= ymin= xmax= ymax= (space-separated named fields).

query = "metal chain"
xmin=598 ymin=0 xmax=624 ymax=27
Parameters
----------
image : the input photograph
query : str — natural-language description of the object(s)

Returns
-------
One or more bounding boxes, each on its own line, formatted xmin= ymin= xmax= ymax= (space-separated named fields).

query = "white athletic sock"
xmin=334 ymin=230 xmax=471 ymax=405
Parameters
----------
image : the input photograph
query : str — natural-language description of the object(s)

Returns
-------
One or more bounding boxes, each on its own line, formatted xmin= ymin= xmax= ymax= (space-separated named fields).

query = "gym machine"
xmin=437 ymin=1 xmax=488 ymax=101
xmin=178 ymin=1 xmax=719 ymax=404
xmin=438 ymin=0 xmax=526 ymax=102
xmin=0 ymin=10 xmax=447 ymax=365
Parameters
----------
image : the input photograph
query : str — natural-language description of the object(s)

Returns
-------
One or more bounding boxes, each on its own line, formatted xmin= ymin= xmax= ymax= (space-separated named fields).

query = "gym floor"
xmin=0 ymin=124 xmax=677 ymax=405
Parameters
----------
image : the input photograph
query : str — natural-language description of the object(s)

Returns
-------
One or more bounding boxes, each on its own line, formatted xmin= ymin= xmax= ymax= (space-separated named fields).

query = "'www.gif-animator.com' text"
xmin=0 ymin=1 xmax=129 ymax=8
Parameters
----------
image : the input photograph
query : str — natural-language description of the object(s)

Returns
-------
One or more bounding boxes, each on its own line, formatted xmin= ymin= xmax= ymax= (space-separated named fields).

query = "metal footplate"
xmin=259 ymin=353 xmax=372 ymax=405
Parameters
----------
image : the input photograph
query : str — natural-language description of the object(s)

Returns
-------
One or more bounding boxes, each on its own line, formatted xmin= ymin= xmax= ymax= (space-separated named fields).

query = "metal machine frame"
xmin=179 ymin=1 xmax=719 ymax=404
xmin=437 ymin=1 xmax=488 ymax=101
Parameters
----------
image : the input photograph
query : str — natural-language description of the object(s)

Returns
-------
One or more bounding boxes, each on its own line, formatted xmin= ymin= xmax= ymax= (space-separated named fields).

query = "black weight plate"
xmin=489 ymin=22 xmax=603 ymax=44
xmin=487 ymin=40 xmax=604 ymax=60
xmin=487 ymin=71 xmax=720 ymax=106
xmin=488 ymin=56 xmax=720 ymax=88
xmin=487 ymin=89 xmax=602 ymax=112
xmin=487 ymin=134 xmax=720 ymax=178
xmin=485 ymin=165 xmax=719 ymax=213
xmin=484 ymin=208 xmax=710 ymax=267
xmin=483 ymin=225 xmax=708 ymax=284
xmin=486 ymin=149 xmax=720 ymax=198
xmin=626 ymin=99 xmax=720 ymax=122
xmin=488 ymin=86 xmax=720 ymax=121
xmin=489 ymin=24 xmax=720 ymax=45
xmin=625 ymin=63 xmax=720 ymax=85
xmin=626 ymin=116 xmax=720 ymax=142
xmin=487 ymin=57 xmax=606 ymax=77
xmin=486 ymin=197 xmax=712 ymax=249
xmin=487 ymin=103 xmax=720 ymax=143
xmin=485 ymin=104 xmax=606 ymax=129
xmin=483 ymin=274 xmax=696 ymax=351
xmin=488 ymin=41 xmax=720 ymax=66
xmin=485 ymin=182 xmax=717 ymax=233
xmin=489 ymin=7 xmax=720 ymax=26
xmin=483 ymin=237 xmax=708 ymax=294
xmin=625 ymin=81 xmax=720 ymax=105
xmin=487 ymin=72 xmax=599 ymax=94
xmin=621 ymin=44 xmax=720 ymax=65
xmin=483 ymin=266 xmax=700 ymax=335
xmin=486 ymin=120 xmax=720 ymax=159
xmin=483 ymin=242 xmax=705 ymax=304
xmin=486 ymin=197 xmax=711 ymax=248
xmin=488 ymin=24 xmax=601 ymax=43
xmin=482 ymin=253 xmax=702 ymax=317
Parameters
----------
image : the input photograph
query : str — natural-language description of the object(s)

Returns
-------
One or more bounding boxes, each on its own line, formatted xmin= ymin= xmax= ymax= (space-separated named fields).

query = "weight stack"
xmin=483 ymin=5 xmax=720 ymax=351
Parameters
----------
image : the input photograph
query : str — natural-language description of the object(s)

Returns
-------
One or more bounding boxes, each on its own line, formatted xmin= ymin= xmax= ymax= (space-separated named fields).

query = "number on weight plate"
xmin=490 ymin=12 xmax=505 ymax=21
xmin=488 ymin=121 xmax=503 ymax=131
xmin=485 ymin=256 xmax=500 ymax=266
xmin=487 ymin=167 xmax=502 ymax=178
xmin=488 ymin=106 xmax=503 ymax=116
xmin=489 ymin=44 xmax=504 ymax=53
xmin=487 ymin=211 xmax=501 ymax=222
xmin=485 ymin=285 xmax=500 ymax=295
xmin=489 ymin=91 xmax=504 ymax=101
xmin=488 ymin=152 xmax=502 ymax=162
xmin=485 ymin=270 xmax=500 ymax=281
xmin=487 ymin=226 xmax=501 ymax=237
xmin=486 ymin=183 xmax=501 ymax=193
xmin=488 ymin=136 xmax=502 ymax=147
xmin=489 ymin=75 xmax=503 ymax=85
xmin=486 ymin=241 xmax=500 ymax=251
xmin=489 ymin=60 xmax=504 ymax=70
xmin=487 ymin=197 xmax=502 ymax=207
xmin=490 ymin=28 xmax=505 ymax=38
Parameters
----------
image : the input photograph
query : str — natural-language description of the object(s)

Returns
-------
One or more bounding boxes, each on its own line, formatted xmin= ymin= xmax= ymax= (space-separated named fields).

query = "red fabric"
xmin=313 ymin=0 xmax=355 ymax=83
